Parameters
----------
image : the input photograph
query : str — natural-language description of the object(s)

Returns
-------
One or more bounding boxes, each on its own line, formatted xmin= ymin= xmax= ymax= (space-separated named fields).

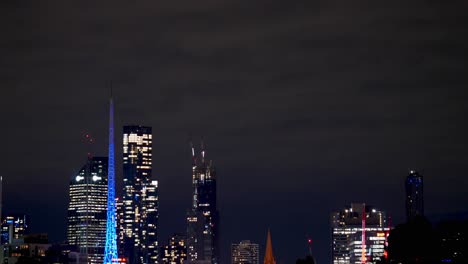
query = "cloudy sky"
xmin=1 ymin=0 xmax=468 ymax=263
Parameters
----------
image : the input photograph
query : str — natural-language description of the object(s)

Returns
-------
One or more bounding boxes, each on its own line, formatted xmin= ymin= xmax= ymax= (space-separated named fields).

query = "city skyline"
xmin=1 ymin=0 xmax=468 ymax=263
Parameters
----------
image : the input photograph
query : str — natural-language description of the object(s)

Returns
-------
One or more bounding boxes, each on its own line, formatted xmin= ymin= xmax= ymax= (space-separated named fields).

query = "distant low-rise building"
xmin=0 ymin=233 xmax=50 ymax=264
xmin=1 ymin=214 xmax=28 ymax=245
xmin=231 ymin=240 xmax=259 ymax=264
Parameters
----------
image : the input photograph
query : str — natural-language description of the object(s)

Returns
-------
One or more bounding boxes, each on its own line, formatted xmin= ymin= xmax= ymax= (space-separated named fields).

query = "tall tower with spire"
xmin=263 ymin=230 xmax=276 ymax=264
xmin=104 ymin=97 xmax=118 ymax=264
xmin=186 ymin=141 xmax=219 ymax=264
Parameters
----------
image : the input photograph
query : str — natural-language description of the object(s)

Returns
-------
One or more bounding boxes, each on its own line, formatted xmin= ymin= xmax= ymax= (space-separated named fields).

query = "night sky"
xmin=1 ymin=0 xmax=468 ymax=263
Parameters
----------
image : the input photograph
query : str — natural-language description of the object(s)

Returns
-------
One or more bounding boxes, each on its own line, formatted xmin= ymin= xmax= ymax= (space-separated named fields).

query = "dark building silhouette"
xmin=118 ymin=126 xmax=159 ymax=264
xmin=405 ymin=170 xmax=424 ymax=221
xmin=387 ymin=216 xmax=440 ymax=263
xmin=186 ymin=142 xmax=218 ymax=264
xmin=437 ymin=219 xmax=468 ymax=263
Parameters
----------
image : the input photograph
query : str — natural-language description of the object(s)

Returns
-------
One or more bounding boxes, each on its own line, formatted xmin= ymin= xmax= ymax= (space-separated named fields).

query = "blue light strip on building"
xmin=104 ymin=98 xmax=118 ymax=264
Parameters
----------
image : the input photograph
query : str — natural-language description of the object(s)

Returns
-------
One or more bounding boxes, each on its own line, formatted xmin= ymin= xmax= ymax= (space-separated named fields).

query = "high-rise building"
xmin=67 ymin=156 xmax=108 ymax=264
xmin=119 ymin=125 xmax=159 ymax=264
xmin=331 ymin=203 xmax=390 ymax=264
xmin=186 ymin=142 xmax=219 ymax=264
xmin=405 ymin=170 xmax=424 ymax=221
xmin=1 ymin=214 xmax=28 ymax=245
xmin=160 ymin=234 xmax=187 ymax=264
xmin=263 ymin=230 xmax=276 ymax=264
xmin=231 ymin=240 xmax=259 ymax=264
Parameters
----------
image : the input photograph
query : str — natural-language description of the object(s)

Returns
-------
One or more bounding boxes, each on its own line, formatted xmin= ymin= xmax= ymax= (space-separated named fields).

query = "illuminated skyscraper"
xmin=67 ymin=156 xmax=108 ymax=264
xmin=186 ymin=142 xmax=218 ymax=264
xmin=331 ymin=203 xmax=389 ymax=264
xmin=231 ymin=241 xmax=259 ymax=264
xmin=405 ymin=170 xmax=424 ymax=221
xmin=160 ymin=234 xmax=187 ymax=264
xmin=119 ymin=125 xmax=159 ymax=264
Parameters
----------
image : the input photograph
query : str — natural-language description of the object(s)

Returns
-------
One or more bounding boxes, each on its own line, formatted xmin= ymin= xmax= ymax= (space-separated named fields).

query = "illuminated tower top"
xmin=263 ymin=230 xmax=276 ymax=264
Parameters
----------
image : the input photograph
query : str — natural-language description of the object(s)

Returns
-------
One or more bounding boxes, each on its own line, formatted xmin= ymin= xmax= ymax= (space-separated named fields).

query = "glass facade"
xmin=67 ymin=157 xmax=108 ymax=264
xmin=405 ymin=170 xmax=424 ymax=221
xmin=119 ymin=126 xmax=159 ymax=264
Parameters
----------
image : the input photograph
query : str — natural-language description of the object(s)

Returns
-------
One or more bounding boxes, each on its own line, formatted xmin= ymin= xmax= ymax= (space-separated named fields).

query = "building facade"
xmin=331 ymin=203 xmax=389 ymax=264
xmin=119 ymin=126 xmax=159 ymax=264
xmin=160 ymin=234 xmax=187 ymax=264
xmin=1 ymin=214 xmax=28 ymax=245
xmin=67 ymin=156 xmax=108 ymax=264
xmin=231 ymin=240 xmax=259 ymax=264
xmin=405 ymin=170 xmax=424 ymax=221
xmin=0 ymin=233 xmax=50 ymax=264
xmin=186 ymin=143 xmax=219 ymax=264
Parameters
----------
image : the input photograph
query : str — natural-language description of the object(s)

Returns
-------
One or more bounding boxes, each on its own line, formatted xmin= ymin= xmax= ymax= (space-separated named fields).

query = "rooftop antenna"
xmin=201 ymin=138 xmax=205 ymax=165
xmin=190 ymin=140 xmax=196 ymax=166
xmin=103 ymin=82 xmax=118 ymax=264
xmin=307 ymin=237 xmax=312 ymax=256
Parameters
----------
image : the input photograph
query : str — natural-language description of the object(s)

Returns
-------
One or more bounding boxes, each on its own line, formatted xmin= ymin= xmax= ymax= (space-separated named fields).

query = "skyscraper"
xmin=186 ymin=142 xmax=218 ymax=264
xmin=231 ymin=241 xmax=259 ymax=264
xmin=67 ymin=156 xmax=108 ymax=264
xmin=160 ymin=234 xmax=187 ymax=264
xmin=119 ymin=125 xmax=159 ymax=264
xmin=405 ymin=170 xmax=424 ymax=221
xmin=331 ymin=203 xmax=389 ymax=264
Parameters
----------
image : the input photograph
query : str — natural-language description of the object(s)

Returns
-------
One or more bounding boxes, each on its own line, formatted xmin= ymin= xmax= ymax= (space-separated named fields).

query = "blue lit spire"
xmin=104 ymin=97 xmax=118 ymax=264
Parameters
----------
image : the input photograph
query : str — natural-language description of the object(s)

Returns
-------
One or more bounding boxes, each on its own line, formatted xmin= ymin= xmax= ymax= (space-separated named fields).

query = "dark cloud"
xmin=1 ymin=0 xmax=468 ymax=263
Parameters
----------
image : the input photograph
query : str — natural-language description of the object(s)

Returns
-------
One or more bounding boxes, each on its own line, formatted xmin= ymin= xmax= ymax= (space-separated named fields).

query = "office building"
xmin=231 ymin=240 xmax=259 ymax=264
xmin=405 ymin=170 xmax=424 ymax=221
xmin=119 ymin=125 xmax=159 ymax=264
xmin=186 ymin=142 xmax=219 ymax=264
xmin=331 ymin=203 xmax=389 ymax=264
xmin=160 ymin=234 xmax=187 ymax=264
xmin=67 ymin=156 xmax=108 ymax=264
